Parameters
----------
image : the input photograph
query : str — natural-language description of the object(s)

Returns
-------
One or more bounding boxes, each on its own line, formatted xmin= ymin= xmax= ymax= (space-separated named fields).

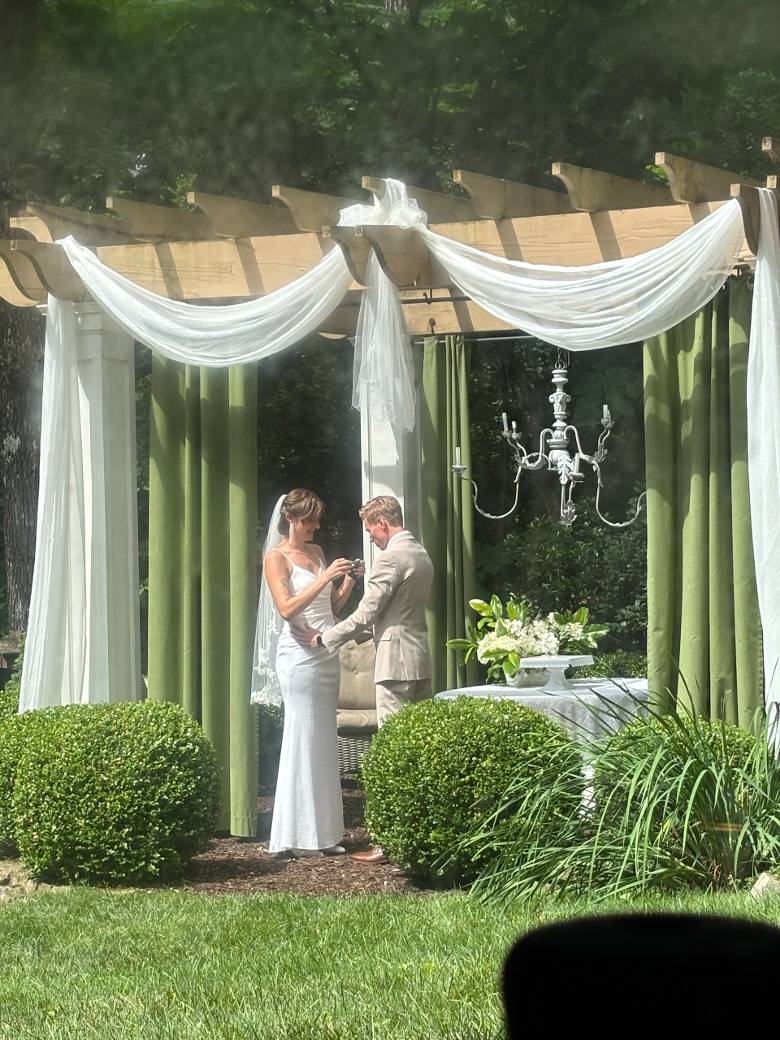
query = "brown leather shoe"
xmin=349 ymin=847 xmax=387 ymax=864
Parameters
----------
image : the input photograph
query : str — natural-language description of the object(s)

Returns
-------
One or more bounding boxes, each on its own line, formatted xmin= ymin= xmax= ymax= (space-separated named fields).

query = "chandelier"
xmin=452 ymin=355 xmax=645 ymax=528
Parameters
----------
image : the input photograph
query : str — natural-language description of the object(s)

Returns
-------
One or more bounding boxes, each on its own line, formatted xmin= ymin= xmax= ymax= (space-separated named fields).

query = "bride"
xmin=252 ymin=488 xmax=362 ymax=856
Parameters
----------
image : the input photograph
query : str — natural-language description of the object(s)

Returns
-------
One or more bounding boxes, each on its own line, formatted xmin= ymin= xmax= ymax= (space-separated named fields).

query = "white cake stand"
xmin=518 ymin=654 xmax=594 ymax=693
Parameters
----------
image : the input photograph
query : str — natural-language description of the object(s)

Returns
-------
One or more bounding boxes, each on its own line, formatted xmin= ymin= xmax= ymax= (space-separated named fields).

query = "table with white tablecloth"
xmin=435 ymin=678 xmax=649 ymax=746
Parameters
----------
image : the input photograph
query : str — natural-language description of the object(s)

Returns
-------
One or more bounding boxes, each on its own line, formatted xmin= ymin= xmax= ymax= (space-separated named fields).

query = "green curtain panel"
xmin=644 ymin=275 xmax=762 ymax=727
xmin=420 ymin=334 xmax=479 ymax=693
xmin=147 ymin=357 xmax=258 ymax=836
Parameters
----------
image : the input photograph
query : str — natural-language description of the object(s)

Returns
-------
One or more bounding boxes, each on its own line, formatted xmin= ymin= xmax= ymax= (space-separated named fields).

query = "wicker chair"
xmin=336 ymin=639 xmax=377 ymax=775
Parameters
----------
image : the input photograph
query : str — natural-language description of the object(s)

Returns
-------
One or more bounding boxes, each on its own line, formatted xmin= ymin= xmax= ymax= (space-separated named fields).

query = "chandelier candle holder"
xmin=452 ymin=359 xmax=646 ymax=528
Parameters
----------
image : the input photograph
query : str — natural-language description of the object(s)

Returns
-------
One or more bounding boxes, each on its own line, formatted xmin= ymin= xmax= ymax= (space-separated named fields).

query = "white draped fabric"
xmin=61 ymin=236 xmax=353 ymax=365
xmin=420 ymin=199 xmax=746 ymax=350
xmin=20 ymin=301 xmax=88 ymax=710
xmin=19 ymin=177 xmax=780 ymax=718
xmin=748 ymin=189 xmax=780 ymax=721
xmin=339 ymin=179 xmax=427 ymax=432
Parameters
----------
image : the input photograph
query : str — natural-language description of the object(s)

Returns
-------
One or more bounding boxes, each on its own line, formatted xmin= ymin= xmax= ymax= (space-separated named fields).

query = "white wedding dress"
xmin=268 ymin=553 xmax=344 ymax=853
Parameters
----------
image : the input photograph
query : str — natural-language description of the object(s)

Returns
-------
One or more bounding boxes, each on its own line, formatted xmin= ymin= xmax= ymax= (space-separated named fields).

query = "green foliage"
xmin=577 ymin=650 xmax=648 ymax=679
xmin=468 ymin=707 xmax=780 ymax=904
xmin=361 ymin=696 xmax=581 ymax=885
xmin=0 ymin=706 xmax=57 ymax=855
xmin=12 ymin=701 xmax=220 ymax=883
xmin=256 ymin=703 xmax=284 ymax=788
xmin=0 ymin=637 xmax=24 ymax=725
xmin=477 ymin=504 xmax=647 ymax=653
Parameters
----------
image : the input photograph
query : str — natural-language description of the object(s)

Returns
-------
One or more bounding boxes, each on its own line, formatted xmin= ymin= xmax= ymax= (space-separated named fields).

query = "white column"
xmin=74 ymin=302 xmax=143 ymax=702
xmin=360 ymin=347 xmax=423 ymax=567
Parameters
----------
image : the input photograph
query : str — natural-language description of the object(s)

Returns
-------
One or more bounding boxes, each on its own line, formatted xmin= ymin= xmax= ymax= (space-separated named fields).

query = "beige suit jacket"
xmin=322 ymin=530 xmax=434 ymax=683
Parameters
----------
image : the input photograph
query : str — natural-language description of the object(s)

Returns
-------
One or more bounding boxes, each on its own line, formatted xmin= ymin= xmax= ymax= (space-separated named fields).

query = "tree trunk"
xmin=0 ymin=299 xmax=44 ymax=634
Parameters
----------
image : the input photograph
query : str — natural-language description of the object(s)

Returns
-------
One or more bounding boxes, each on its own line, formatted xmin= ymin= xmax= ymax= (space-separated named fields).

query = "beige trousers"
xmin=375 ymin=678 xmax=432 ymax=727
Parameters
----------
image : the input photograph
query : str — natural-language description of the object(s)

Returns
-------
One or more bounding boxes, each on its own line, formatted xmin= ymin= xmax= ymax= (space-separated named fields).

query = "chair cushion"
xmin=337 ymin=708 xmax=378 ymax=734
xmin=338 ymin=639 xmax=376 ymax=711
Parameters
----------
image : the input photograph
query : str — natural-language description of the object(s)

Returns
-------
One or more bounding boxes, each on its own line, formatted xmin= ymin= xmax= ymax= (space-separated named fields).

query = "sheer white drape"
xmin=748 ymin=189 xmax=780 ymax=725
xmin=61 ymin=236 xmax=353 ymax=365
xmin=20 ymin=299 xmax=87 ymax=710
xmin=339 ymin=179 xmax=425 ymax=433
xmin=250 ymin=495 xmax=286 ymax=707
xmin=421 ymin=199 xmax=746 ymax=350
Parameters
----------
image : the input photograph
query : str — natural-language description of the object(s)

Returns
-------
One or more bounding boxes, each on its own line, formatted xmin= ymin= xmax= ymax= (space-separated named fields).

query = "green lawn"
xmin=1 ymin=888 xmax=780 ymax=1040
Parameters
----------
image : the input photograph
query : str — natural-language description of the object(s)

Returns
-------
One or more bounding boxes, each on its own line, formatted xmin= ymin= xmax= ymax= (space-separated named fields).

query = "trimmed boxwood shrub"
xmin=12 ymin=700 xmax=220 ymax=883
xmin=361 ymin=696 xmax=582 ymax=886
xmin=0 ymin=682 xmax=19 ymax=725
xmin=0 ymin=707 xmax=58 ymax=855
xmin=0 ymin=641 xmax=23 ymax=723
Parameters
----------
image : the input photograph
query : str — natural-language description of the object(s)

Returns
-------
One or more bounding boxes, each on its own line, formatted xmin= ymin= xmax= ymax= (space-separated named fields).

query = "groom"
xmin=311 ymin=495 xmax=434 ymax=861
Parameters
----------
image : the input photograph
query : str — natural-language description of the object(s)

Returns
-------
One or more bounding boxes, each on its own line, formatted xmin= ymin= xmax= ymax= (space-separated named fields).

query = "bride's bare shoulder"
xmin=264 ymin=544 xmax=292 ymax=572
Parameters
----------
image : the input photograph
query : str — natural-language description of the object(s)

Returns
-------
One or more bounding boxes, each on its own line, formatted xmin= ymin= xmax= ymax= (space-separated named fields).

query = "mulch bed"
xmin=179 ymin=781 xmax=425 ymax=897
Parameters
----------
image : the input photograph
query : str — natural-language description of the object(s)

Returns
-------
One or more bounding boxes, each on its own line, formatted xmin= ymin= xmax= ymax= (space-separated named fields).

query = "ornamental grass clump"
xmin=12 ymin=700 xmax=220 ymax=883
xmin=467 ymin=701 xmax=780 ymax=904
xmin=360 ymin=696 xmax=582 ymax=886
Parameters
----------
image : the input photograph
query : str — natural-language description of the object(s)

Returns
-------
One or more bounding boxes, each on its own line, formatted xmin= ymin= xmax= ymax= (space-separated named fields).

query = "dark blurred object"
xmin=503 ymin=913 xmax=780 ymax=1035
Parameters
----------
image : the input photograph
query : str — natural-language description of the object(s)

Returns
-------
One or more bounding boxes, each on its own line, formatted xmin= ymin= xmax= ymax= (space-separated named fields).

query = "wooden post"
xmin=72 ymin=302 xmax=143 ymax=703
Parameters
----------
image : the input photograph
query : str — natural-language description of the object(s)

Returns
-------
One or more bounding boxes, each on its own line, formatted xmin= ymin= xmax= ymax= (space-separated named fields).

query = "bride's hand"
xmin=323 ymin=558 xmax=353 ymax=583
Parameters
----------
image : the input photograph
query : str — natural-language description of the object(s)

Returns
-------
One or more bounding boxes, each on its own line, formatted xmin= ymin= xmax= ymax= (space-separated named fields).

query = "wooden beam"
xmin=655 ymin=152 xmax=761 ymax=203
xmin=322 ymin=227 xmax=373 ymax=283
xmin=401 ymin=291 xmax=513 ymax=337
xmin=10 ymin=241 xmax=86 ymax=300
xmin=431 ymin=200 xmax=743 ymax=265
xmin=762 ymin=137 xmax=780 ymax=168
xmin=186 ymin=191 xmax=297 ymax=237
xmin=90 ymin=200 xmax=746 ymax=298
xmin=0 ymin=266 xmax=38 ymax=307
xmin=6 ymin=197 xmax=747 ymax=311
xmin=453 ymin=169 xmax=572 ymax=218
xmin=95 ymin=232 xmax=342 ymax=299
xmin=361 ymin=176 xmax=477 ymax=223
xmin=358 ymin=225 xmax=449 ymax=287
xmin=552 ymin=162 xmax=671 ymax=211
xmin=271 ymin=185 xmax=360 ymax=232
xmin=10 ymin=202 xmax=132 ymax=246
xmin=105 ymin=196 xmax=213 ymax=241
xmin=730 ymin=183 xmax=761 ymax=256
xmin=0 ymin=242 xmax=47 ymax=303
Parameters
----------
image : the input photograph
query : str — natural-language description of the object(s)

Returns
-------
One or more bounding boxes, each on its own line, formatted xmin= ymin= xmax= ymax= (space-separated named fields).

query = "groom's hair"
xmin=359 ymin=495 xmax=403 ymax=527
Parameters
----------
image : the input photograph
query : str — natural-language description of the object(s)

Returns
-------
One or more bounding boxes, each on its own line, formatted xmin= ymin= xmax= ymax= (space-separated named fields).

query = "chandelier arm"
xmin=593 ymin=425 xmax=613 ymax=463
xmin=565 ymin=424 xmax=586 ymax=456
xmin=521 ymin=453 xmax=549 ymax=472
xmin=592 ymin=466 xmax=647 ymax=528
xmin=466 ymin=470 xmax=523 ymax=520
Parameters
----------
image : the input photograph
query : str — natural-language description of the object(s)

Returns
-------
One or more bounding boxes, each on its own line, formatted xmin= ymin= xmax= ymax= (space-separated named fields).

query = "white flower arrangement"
xmin=448 ymin=596 xmax=608 ymax=684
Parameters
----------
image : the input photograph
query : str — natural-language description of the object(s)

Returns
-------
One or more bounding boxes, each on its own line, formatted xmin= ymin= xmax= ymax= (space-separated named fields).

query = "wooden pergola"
xmin=3 ymin=145 xmax=778 ymax=322
xmin=4 ymin=143 xmax=779 ymax=706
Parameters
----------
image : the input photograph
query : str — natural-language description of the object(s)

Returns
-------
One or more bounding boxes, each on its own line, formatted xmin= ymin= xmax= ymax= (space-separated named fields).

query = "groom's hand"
xmin=290 ymin=622 xmax=322 ymax=648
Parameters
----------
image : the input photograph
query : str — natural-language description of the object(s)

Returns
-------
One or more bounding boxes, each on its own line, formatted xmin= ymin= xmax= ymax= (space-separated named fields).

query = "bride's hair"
xmin=278 ymin=488 xmax=325 ymax=534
